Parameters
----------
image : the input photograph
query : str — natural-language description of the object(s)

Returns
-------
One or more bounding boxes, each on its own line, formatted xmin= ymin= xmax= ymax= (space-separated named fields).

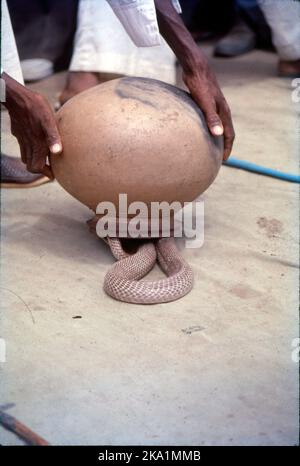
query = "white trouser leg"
xmin=258 ymin=0 xmax=300 ymax=60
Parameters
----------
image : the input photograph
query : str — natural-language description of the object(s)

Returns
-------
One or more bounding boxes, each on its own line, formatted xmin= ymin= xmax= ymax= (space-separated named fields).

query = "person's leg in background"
xmin=258 ymin=0 xmax=300 ymax=77
xmin=237 ymin=0 xmax=271 ymax=48
xmin=7 ymin=0 xmax=78 ymax=81
xmin=214 ymin=0 xmax=271 ymax=57
xmin=180 ymin=0 xmax=236 ymax=41
xmin=59 ymin=0 xmax=177 ymax=106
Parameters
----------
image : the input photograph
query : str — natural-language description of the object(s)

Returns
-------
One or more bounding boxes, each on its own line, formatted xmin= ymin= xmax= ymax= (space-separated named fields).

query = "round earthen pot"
xmin=51 ymin=77 xmax=223 ymax=213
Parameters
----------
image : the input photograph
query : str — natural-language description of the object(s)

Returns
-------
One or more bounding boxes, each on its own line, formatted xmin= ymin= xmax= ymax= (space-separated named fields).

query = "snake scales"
xmin=104 ymin=237 xmax=193 ymax=304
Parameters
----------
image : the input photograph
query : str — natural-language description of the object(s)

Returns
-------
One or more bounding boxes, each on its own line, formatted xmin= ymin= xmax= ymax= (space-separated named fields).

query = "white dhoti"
xmin=69 ymin=0 xmax=177 ymax=84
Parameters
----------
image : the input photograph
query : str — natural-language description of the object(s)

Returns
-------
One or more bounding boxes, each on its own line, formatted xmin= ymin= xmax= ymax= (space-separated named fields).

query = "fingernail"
xmin=50 ymin=143 xmax=62 ymax=154
xmin=212 ymin=125 xmax=223 ymax=136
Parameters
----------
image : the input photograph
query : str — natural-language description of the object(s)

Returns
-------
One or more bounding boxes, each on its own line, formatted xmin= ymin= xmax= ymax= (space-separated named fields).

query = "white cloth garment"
xmin=258 ymin=0 xmax=300 ymax=61
xmin=1 ymin=0 xmax=180 ymax=86
xmin=106 ymin=0 xmax=181 ymax=46
xmin=1 ymin=0 xmax=24 ymax=84
xmin=69 ymin=0 xmax=178 ymax=84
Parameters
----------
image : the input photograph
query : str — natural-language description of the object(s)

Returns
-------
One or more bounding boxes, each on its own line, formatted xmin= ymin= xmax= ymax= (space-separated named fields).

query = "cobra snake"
xmin=88 ymin=217 xmax=193 ymax=304
xmin=104 ymin=237 xmax=194 ymax=304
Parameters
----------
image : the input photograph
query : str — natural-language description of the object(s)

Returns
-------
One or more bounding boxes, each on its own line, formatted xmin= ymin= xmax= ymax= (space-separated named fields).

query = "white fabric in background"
xmin=107 ymin=0 xmax=181 ymax=46
xmin=258 ymin=0 xmax=300 ymax=60
xmin=1 ymin=0 xmax=24 ymax=84
xmin=1 ymin=0 xmax=180 ymax=86
xmin=70 ymin=0 xmax=177 ymax=84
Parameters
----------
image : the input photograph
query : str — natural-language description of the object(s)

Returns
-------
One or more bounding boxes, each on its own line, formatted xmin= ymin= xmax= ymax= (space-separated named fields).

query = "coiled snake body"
xmin=104 ymin=237 xmax=193 ymax=304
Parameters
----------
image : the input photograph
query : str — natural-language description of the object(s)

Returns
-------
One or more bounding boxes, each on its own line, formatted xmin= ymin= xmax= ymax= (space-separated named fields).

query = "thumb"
xmin=202 ymin=102 xmax=224 ymax=137
xmin=49 ymin=141 xmax=63 ymax=155
xmin=41 ymin=113 xmax=63 ymax=155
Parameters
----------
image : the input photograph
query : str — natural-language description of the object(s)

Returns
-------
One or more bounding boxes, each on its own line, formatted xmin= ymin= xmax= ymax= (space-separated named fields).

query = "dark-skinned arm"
xmin=1 ymin=72 xmax=62 ymax=177
xmin=154 ymin=0 xmax=235 ymax=160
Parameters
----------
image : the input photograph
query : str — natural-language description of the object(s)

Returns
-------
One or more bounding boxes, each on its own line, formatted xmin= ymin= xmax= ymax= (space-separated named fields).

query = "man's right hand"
xmin=2 ymin=72 xmax=62 ymax=178
xmin=154 ymin=0 xmax=235 ymax=160
xmin=182 ymin=54 xmax=235 ymax=161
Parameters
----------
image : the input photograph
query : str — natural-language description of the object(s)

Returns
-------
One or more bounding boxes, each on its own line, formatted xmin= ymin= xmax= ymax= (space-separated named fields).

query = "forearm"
xmin=154 ymin=0 xmax=207 ymax=73
xmin=154 ymin=1 xmax=235 ymax=159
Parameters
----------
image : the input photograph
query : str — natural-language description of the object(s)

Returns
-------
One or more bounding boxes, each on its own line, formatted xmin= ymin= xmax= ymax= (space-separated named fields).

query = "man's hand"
xmin=182 ymin=55 xmax=235 ymax=160
xmin=2 ymin=72 xmax=62 ymax=178
xmin=154 ymin=0 xmax=235 ymax=160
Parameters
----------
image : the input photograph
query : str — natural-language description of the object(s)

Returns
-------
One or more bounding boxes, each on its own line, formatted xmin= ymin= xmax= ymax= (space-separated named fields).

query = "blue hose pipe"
xmin=223 ymin=157 xmax=300 ymax=184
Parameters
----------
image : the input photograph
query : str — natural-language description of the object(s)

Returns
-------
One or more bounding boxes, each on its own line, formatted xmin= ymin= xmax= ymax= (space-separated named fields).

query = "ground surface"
xmin=0 ymin=44 xmax=299 ymax=446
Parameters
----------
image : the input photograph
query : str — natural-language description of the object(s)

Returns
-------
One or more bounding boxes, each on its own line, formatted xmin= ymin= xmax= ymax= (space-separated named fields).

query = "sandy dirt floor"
xmin=0 ymin=44 xmax=299 ymax=445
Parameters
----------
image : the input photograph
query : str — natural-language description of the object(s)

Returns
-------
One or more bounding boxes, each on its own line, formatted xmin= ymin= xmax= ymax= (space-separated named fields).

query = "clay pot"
xmin=51 ymin=77 xmax=223 ymax=213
